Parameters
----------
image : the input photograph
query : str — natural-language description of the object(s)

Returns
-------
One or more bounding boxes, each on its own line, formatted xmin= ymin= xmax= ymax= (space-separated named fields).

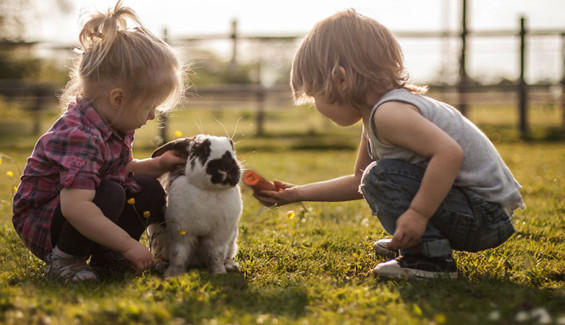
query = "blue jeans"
xmin=360 ymin=159 xmax=515 ymax=258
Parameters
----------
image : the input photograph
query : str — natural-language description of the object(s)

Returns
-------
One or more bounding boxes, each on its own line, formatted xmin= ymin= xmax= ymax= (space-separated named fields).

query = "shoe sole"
xmin=371 ymin=266 xmax=458 ymax=280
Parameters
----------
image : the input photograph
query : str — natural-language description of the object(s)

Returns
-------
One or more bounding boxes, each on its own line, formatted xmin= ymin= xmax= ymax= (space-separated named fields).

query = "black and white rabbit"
xmin=149 ymin=135 xmax=242 ymax=277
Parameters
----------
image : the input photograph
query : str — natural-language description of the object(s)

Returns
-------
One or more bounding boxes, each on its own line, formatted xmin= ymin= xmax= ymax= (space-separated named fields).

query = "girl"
xmin=12 ymin=1 xmax=187 ymax=283
xmin=256 ymin=9 xmax=524 ymax=279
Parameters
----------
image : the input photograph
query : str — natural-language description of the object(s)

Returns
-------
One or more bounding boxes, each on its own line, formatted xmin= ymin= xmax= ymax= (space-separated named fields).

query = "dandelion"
xmin=6 ymin=171 xmax=13 ymax=177
xmin=178 ymin=229 xmax=186 ymax=236
xmin=287 ymin=210 xmax=295 ymax=219
xmin=127 ymin=198 xmax=135 ymax=205
xmin=13 ymin=186 xmax=17 ymax=193
xmin=143 ymin=211 xmax=151 ymax=218
xmin=174 ymin=130 xmax=183 ymax=138
xmin=434 ymin=313 xmax=446 ymax=324
xmin=0 ymin=157 xmax=2 ymax=164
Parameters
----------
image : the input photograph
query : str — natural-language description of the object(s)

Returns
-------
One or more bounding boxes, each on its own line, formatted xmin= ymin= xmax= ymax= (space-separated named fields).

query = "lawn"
xmin=0 ymin=102 xmax=564 ymax=324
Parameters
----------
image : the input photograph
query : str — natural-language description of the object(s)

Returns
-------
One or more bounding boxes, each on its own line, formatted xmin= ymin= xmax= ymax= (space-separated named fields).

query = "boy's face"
xmin=313 ymin=95 xmax=361 ymax=127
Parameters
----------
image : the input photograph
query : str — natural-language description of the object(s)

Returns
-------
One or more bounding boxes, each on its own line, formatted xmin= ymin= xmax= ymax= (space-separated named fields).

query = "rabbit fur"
xmin=149 ymin=134 xmax=242 ymax=277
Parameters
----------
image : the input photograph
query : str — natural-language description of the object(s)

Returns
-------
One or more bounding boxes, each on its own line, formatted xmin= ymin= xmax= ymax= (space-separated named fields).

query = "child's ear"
xmin=335 ymin=66 xmax=347 ymax=92
xmin=109 ymin=88 xmax=124 ymax=110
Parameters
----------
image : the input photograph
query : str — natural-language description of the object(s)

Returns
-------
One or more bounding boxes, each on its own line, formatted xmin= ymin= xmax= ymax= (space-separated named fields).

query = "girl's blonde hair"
xmin=60 ymin=0 xmax=185 ymax=112
xmin=291 ymin=9 xmax=426 ymax=109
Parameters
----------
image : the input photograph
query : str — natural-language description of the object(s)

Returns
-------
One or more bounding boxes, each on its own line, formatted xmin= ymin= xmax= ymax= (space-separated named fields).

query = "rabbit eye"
xmin=206 ymin=152 xmax=240 ymax=186
xmin=189 ymin=139 xmax=212 ymax=168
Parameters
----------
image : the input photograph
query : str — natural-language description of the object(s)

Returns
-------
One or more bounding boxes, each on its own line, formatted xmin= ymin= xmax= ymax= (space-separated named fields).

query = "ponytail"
xmin=60 ymin=1 xmax=185 ymax=112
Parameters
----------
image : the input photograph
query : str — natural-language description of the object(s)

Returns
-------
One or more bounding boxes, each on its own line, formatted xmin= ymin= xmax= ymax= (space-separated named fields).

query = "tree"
xmin=0 ymin=0 xmax=71 ymax=41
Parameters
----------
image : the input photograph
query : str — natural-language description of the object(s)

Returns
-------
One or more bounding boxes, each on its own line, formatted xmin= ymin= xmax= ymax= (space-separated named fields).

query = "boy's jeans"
xmin=360 ymin=159 xmax=515 ymax=258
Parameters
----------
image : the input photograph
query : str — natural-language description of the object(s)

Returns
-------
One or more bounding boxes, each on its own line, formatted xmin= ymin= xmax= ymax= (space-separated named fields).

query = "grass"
xmin=0 ymin=100 xmax=564 ymax=324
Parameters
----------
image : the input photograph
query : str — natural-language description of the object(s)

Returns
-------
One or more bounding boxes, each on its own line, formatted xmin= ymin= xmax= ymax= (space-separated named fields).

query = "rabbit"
xmin=148 ymin=135 xmax=242 ymax=277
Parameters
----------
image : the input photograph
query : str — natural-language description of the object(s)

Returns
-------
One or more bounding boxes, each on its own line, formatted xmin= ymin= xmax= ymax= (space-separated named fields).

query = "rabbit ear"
xmin=151 ymin=137 xmax=194 ymax=158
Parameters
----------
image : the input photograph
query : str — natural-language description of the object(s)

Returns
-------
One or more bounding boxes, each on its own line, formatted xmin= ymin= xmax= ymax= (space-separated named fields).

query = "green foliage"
xmin=0 ymin=54 xmax=41 ymax=80
xmin=0 ymin=105 xmax=564 ymax=324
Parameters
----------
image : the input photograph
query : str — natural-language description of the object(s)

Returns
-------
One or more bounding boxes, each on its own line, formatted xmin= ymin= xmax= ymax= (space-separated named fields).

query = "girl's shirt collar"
xmin=70 ymin=97 xmax=134 ymax=141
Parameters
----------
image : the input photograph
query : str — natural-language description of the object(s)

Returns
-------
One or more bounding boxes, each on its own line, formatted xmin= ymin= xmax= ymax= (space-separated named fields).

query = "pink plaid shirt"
xmin=12 ymin=98 xmax=140 ymax=260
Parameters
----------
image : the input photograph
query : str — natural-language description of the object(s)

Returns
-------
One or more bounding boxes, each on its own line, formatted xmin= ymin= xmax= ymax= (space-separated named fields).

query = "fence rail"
xmin=4 ymin=81 xmax=561 ymax=140
xmin=2 ymin=12 xmax=565 ymax=140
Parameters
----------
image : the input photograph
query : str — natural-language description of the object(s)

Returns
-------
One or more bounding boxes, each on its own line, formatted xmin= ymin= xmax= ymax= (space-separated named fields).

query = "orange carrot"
xmin=243 ymin=170 xmax=282 ymax=194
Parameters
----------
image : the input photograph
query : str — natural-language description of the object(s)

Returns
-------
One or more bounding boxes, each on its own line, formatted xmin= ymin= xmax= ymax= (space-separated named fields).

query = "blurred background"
xmin=1 ymin=0 xmax=565 ymax=148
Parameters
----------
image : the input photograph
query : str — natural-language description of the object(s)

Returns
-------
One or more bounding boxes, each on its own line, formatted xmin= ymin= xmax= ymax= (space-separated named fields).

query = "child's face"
xmin=313 ymin=95 xmax=361 ymax=127
xmin=113 ymin=99 xmax=157 ymax=132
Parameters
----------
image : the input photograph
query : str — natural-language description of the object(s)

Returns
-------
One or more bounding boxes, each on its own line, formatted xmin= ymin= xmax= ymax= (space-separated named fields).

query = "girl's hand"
xmin=120 ymin=239 xmax=155 ymax=274
xmin=387 ymin=208 xmax=429 ymax=251
xmin=253 ymin=180 xmax=300 ymax=207
xmin=157 ymin=149 xmax=187 ymax=173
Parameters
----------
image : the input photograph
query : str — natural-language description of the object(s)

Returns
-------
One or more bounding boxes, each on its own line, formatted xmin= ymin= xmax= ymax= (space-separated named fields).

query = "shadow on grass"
xmin=167 ymin=271 xmax=309 ymax=322
xmin=373 ymin=273 xmax=565 ymax=324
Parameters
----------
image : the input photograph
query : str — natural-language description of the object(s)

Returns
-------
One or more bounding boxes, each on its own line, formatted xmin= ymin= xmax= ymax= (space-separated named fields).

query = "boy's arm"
xmin=127 ymin=150 xmax=186 ymax=178
xmin=59 ymin=188 xmax=154 ymax=272
xmin=256 ymin=134 xmax=372 ymax=205
xmin=373 ymin=101 xmax=463 ymax=250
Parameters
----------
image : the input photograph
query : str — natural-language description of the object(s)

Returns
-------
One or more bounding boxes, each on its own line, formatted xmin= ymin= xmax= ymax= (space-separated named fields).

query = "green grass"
xmin=0 ymin=102 xmax=564 ymax=324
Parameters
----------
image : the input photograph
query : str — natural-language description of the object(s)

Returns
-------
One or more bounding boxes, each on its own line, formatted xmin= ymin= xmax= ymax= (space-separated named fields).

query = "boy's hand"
xmin=253 ymin=180 xmax=298 ymax=207
xmin=388 ymin=208 xmax=429 ymax=250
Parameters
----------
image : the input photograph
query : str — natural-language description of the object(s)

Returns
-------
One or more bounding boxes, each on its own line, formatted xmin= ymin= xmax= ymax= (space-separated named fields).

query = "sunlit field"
xmin=0 ymin=100 xmax=564 ymax=324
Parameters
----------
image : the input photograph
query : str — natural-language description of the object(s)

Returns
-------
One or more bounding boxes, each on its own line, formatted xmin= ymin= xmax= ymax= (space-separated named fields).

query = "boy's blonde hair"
xmin=60 ymin=0 xmax=185 ymax=112
xmin=291 ymin=9 xmax=426 ymax=109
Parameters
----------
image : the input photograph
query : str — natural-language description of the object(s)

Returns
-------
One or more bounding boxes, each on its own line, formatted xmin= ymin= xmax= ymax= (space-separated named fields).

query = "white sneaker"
xmin=372 ymin=255 xmax=458 ymax=279
xmin=372 ymin=239 xmax=398 ymax=258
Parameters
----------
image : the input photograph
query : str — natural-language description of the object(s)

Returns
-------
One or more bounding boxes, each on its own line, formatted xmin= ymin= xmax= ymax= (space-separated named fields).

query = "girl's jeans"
xmin=360 ymin=159 xmax=515 ymax=258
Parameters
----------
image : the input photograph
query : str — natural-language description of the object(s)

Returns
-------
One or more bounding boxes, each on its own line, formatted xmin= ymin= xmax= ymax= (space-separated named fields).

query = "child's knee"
xmin=93 ymin=179 xmax=127 ymax=219
xmin=134 ymin=175 xmax=166 ymax=203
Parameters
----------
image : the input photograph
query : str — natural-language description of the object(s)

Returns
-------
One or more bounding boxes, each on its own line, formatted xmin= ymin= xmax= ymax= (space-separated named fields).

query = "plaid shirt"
xmin=12 ymin=98 xmax=140 ymax=260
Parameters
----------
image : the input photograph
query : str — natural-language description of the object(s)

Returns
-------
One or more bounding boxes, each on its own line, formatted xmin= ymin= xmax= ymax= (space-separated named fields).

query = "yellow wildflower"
xmin=13 ymin=186 xmax=18 ymax=192
xmin=6 ymin=171 xmax=14 ymax=177
xmin=143 ymin=211 xmax=151 ymax=218
xmin=178 ymin=229 xmax=186 ymax=236
xmin=434 ymin=314 xmax=446 ymax=324
xmin=0 ymin=157 xmax=2 ymax=164
xmin=127 ymin=198 xmax=135 ymax=205
xmin=174 ymin=130 xmax=183 ymax=138
xmin=287 ymin=210 xmax=295 ymax=219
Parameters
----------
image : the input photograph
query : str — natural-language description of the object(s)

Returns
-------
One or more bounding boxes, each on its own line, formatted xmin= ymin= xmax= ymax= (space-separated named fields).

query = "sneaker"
xmin=90 ymin=248 xmax=135 ymax=276
xmin=371 ymin=254 xmax=458 ymax=279
xmin=45 ymin=252 xmax=98 ymax=283
xmin=373 ymin=239 xmax=399 ymax=258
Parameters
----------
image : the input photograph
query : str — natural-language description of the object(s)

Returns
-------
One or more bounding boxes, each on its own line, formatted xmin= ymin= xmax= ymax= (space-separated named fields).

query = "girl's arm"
xmin=127 ymin=149 xmax=186 ymax=178
xmin=255 ymin=134 xmax=372 ymax=206
xmin=373 ymin=101 xmax=463 ymax=250
xmin=59 ymin=187 xmax=154 ymax=273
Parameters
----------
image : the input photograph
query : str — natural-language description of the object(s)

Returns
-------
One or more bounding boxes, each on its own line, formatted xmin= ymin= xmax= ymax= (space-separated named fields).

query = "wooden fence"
xmin=1 ymin=11 xmax=565 ymax=140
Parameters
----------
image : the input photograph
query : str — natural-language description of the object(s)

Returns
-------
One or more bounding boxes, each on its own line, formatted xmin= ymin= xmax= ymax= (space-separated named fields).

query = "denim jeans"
xmin=360 ymin=159 xmax=515 ymax=258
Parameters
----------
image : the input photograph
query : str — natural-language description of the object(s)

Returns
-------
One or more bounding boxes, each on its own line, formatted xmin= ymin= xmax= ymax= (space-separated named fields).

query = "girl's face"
xmin=113 ymin=99 xmax=158 ymax=132
xmin=313 ymin=95 xmax=362 ymax=127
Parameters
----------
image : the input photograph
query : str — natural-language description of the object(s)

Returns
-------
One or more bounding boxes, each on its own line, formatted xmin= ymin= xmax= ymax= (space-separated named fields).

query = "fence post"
xmin=457 ymin=0 xmax=468 ymax=116
xmin=31 ymin=85 xmax=50 ymax=136
xmin=561 ymin=32 xmax=565 ymax=127
xmin=230 ymin=19 xmax=238 ymax=69
xmin=256 ymin=86 xmax=265 ymax=136
xmin=519 ymin=17 xmax=528 ymax=138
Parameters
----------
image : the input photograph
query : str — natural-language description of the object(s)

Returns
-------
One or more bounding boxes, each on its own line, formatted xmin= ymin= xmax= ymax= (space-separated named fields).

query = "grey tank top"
xmin=366 ymin=88 xmax=524 ymax=212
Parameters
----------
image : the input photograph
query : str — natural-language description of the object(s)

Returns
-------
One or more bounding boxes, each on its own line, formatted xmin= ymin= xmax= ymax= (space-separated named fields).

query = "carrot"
xmin=243 ymin=170 xmax=282 ymax=194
